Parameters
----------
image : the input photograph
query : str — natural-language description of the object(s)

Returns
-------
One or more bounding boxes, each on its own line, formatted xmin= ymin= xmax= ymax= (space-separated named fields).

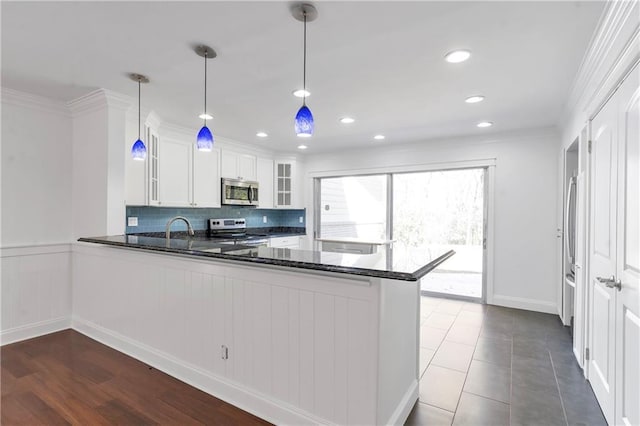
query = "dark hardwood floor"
xmin=1 ymin=330 xmax=271 ymax=425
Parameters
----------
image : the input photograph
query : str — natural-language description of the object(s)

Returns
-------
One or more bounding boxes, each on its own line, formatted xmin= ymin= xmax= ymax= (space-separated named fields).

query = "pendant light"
xmin=292 ymin=3 xmax=317 ymax=138
xmin=130 ymin=73 xmax=149 ymax=161
xmin=195 ymin=45 xmax=217 ymax=152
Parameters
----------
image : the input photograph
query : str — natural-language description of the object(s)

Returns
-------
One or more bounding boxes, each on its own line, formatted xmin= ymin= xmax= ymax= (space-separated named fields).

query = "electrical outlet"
xmin=299 ymin=216 xmax=304 ymax=223
xmin=263 ymin=215 xmax=268 ymax=224
xmin=128 ymin=217 xmax=138 ymax=226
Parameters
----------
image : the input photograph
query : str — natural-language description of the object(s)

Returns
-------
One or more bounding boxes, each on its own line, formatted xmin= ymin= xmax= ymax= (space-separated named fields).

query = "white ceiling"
xmin=1 ymin=1 xmax=604 ymax=154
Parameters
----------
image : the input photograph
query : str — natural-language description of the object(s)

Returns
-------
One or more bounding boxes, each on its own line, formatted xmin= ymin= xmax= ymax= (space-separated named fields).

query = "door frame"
xmin=310 ymin=158 xmax=496 ymax=305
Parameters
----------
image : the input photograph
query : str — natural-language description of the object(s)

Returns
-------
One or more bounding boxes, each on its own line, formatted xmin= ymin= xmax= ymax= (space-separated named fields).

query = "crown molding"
xmin=562 ymin=0 xmax=640 ymax=121
xmin=1 ymin=88 xmax=70 ymax=117
xmin=67 ymin=89 xmax=131 ymax=117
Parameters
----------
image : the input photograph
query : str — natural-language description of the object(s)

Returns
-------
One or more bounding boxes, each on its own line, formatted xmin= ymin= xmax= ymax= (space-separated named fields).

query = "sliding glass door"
xmin=316 ymin=167 xmax=487 ymax=301
xmin=393 ymin=169 xmax=485 ymax=299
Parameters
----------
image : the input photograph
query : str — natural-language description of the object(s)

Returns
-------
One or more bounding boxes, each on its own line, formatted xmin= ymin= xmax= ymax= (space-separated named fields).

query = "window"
xmin=318 ymin=175 xmax=388 ymax=240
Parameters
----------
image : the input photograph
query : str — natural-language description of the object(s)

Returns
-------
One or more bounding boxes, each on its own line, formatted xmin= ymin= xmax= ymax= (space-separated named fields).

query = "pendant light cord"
xmin=303 ymin=12 xmax=307 ymax=106
xmin=137 ymin=78 xmax=141 ymax=140
xmin=204 ymin=50 xmax=208 ymax=126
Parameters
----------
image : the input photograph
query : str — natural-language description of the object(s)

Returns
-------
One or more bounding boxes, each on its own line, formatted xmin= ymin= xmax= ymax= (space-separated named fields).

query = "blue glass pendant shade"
xmin=131 ymin=139 xmax=147 ymax=161
xmin=197 ymin=125 xmax=214 ymax=151
xmin=295 ymin=105 xmax=314 ymax=137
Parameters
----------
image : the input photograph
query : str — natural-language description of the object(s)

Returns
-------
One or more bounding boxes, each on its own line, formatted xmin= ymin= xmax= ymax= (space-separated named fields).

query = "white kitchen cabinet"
xmin=256 ymin=157 xmax=274 ymax=208
xmin=221 ymin=150 xmax=257 ymax=181
xmin=192 ymin=147 xmax=221 ymax=208
xmin=274 ymin=160 xmax=301 ymax=208
xmin=146 ymin=126 xmax=160 ymax=206
xmin=158 ymin=138 xmax=192 ymax=207
xmin=269 ymin=236 xmax=300 ymax=248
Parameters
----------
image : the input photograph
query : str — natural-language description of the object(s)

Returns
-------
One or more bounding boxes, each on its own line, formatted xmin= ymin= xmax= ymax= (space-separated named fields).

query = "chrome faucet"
xmin=165 ymin=216 xmax=195 ymax=242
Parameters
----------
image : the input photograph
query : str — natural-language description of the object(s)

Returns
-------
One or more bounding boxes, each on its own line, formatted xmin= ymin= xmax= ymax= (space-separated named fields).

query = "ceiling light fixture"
xmin=292 ymin=3 xmax=318 ymax=138
xmin=477 ymin=121 xmax=493 ymax=128
xmin=130 ymin=73 xmax=149 ymax=161
xmin=339 ymin=117 xmax=355 ymax=124
xmin=199 ymin=113 xmax=213 ymax=120
xmin=256 ymin=132 xmax=268 ymax=138
xmin=465 ymin=95 xmax=485 ymax=104
xmin=374 ymin=134 xmax=385 ymax=140
xmin=298 ymin=144 xmax=308 ymax=150
xmin=195 ymin=45 xmax=217 ymax=152
xmin=445 ymin=49 xmax=471 ymax=63
xmin=293 ymin=89 xmax=311 ymax=98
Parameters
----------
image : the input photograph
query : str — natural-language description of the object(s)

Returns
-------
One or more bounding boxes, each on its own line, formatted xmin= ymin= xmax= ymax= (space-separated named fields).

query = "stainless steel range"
xmin=207 ymin=218 xmax=269 ymax=246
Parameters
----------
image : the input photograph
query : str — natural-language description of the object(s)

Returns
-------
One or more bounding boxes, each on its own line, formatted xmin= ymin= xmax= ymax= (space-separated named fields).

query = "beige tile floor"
xmin=405 ymin=296 xmax=606 ymax=426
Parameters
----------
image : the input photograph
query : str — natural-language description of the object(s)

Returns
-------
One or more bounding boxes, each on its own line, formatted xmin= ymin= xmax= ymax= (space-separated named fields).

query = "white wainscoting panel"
xmin=1 ymin=244 xmax=71 ymax=345
xmin=71 ymin=243 xmax=417 ymax=425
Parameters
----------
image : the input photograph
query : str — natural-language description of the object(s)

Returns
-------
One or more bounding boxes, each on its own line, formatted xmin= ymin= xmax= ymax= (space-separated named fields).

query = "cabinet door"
xmin=193 ymin=147 xmax=221 ymax=208
xmin=159 ymin=139 xmax=191 ymax=206
xmin=147 ymin=128 xmax=160 ymax=206
xmin=221 ymin=151 xmax=257 ymax=181
xmin=238 ymin=154 xmax=257 ymax=181
xmin=221 ymin=150 xmax=239 ymax=179
xmin=257 ymin=158 xmax=274 ymax=208
xmin=275 ymin=162 xmax=293 ymax=208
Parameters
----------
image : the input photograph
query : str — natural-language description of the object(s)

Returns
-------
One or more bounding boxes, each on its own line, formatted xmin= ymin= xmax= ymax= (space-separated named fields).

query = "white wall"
xmin=1 ymin=89 xmax=74 ymax=343
xmin=302 ymin=127 xmax=560 ymax=313
xmin=1 ymin=89 xmax=72 ymax=246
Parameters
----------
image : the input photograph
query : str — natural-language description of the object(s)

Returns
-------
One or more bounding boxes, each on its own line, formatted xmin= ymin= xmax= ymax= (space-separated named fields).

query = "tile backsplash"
xmin=125 ymin=205 xmax=306 ymax=234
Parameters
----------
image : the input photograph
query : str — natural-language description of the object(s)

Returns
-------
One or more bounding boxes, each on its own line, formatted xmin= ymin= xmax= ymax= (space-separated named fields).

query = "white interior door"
xmin=614 ymin=67 xmax=640 ymax=426
xmin=588 ymin=90 xmax=618 ymax=424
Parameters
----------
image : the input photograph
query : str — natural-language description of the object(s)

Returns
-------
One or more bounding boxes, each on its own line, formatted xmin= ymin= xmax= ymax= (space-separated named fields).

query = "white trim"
xmin=0 ymin=243 xmax=71 ymax=258
xmin=485 ymin=166 xmax=496 ymax=305
xmin=492 ymin=295 xmax=557 ymax=314
xmin=71 ymin=316 xmax=332 ymax=426
xmin=563 ymin=0 xmax=640 ymax=119
xmin=384 ymin=380 xmax=418 ymax=426
xmin=0 ymin=317 xmax=71 ymax=346
xmin=67 ymin=88 xmax=131 ymax=116
xmin=1 ymin=88 xmax=70 ymax=117
xmin=309 ymin=158 xmax=496 ymax=179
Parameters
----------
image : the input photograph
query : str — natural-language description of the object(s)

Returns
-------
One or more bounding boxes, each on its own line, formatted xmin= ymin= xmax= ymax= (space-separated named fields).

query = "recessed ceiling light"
xmin=339 ymin=117 xmax=355 ymax=124
xmin=374 ymin=134 xmax=385 ymax=140
xmin=199 ymin=113 xmax=213 ymax=120
xmin=298 ymin=144 xmax=308 ymax=150
xmin=465 ymin=95 xmax=485 ymax=104
xmin=477 ymin=121 xmax=493 ymax=128
xmin=256 ymin=132 xmax=268 ymax=138
xmin=293 ymin=89 xmax=311 ymax=98
xmin=297 ymin=133 xmax=312 ymax=138
xmin=445 ymin=50 xmax=471 ymax=63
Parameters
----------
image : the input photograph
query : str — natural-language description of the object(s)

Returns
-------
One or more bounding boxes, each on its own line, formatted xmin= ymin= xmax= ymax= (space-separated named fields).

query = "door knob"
xmin=596 ymin=275 xmax=622 ymax=291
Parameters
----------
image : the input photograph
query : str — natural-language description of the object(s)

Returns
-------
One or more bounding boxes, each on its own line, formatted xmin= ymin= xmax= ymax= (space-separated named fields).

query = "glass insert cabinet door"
xmin=277 ymin=163 xmax=292 ymax=206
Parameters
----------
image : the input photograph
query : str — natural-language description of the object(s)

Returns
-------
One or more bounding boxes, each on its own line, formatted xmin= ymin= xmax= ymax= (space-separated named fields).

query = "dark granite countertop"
xmin=78 ymin=235 xmax=455 ymax=281
xmin=130 ymin=227 xmax=306 ymax=241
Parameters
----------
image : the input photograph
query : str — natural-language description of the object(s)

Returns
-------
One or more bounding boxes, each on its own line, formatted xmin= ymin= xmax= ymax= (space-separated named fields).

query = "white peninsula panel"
xmin=72 ymin=243 xmax=420 ymax=425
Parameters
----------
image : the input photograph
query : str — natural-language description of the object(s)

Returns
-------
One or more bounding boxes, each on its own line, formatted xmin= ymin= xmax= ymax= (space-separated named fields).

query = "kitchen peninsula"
xmin=75 ymin=234 xmax=453 ymax=425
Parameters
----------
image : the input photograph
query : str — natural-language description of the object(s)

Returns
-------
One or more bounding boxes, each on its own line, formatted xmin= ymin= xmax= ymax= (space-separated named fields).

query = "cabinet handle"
xmin=221 ymin=345 xmax=229 ymax=360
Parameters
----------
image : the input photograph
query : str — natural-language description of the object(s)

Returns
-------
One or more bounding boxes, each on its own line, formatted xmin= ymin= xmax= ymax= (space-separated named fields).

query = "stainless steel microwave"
xmin=221 ymin=178 xmax=259 ymax=206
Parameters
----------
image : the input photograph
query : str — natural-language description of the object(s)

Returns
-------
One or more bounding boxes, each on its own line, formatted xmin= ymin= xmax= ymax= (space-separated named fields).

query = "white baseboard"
xmin=491 ymin=295 xmax=558 ymax=314
xmin=0 ymin=317 xmax=71 ymax=346
xmin=386 ymin=379 xmax=419 ymax=425
xmin=71 ymin=316 xmax=329 ymax=426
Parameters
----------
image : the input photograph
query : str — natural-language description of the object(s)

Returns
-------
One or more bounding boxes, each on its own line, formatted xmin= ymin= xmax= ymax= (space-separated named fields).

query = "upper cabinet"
xmin=158 ymin=138 xmax=192 ymax=207
xmin=192 ymin=147 xmax=221 ymax=208
xmin=221 ymin=150 xmax=257 ymax=181
xmin=274 ymin=159 xmax=301 ymax=208
xmin=257 ymin=157 xmax=274 ymax=208
xmin=155 ymin=137 xmax=221 ymax=208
